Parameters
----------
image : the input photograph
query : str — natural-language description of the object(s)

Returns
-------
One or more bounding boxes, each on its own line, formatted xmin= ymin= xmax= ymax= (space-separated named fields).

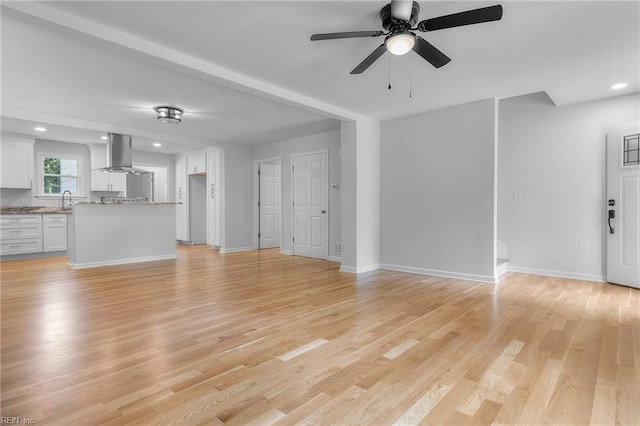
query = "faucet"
xmin=62 ymin=190 xmax=72 ymax=210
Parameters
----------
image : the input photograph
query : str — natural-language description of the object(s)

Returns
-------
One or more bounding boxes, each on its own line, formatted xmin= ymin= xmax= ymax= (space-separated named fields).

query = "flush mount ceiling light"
xmin=35 ymin=127 xmax=46 ymax=132
xmin=101 ymin=136 xmax=108 ymax=140
xmin=154 ymin=105 xmax=184 ymax=124
xmin=153 ymin=143 xmax=162 ymax=147
xmin=386 ymin=32 xmax=415 ymax=55
xmin=611 ymin=82 xmax=628 ymax=90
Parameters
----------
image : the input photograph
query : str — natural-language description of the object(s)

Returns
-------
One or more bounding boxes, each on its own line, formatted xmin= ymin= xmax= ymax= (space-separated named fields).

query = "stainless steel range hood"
xmin=96 ymin=133 xmax=148 ymax=175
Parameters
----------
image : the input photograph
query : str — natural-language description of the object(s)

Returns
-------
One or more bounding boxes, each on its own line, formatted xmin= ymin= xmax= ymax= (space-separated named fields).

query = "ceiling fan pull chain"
xmin=388 ymin=53 xmax=392 ymax=90
xmin=409 ymin=56 xmax=413 ymax=98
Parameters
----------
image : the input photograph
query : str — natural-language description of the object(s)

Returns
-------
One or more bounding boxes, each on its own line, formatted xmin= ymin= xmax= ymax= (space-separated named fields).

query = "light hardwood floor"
xmin=1 ymin=246 xmax=639 ymax=425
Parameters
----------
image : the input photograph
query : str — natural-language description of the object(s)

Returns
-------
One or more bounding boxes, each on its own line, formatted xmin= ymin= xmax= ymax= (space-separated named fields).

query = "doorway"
xmin=291 ymin=151 xmax=328 ymax=259
xmin=256 ymin=159 xmax=282 ymax=250
xmin=606 ymin=121 xmax=640 ymax=288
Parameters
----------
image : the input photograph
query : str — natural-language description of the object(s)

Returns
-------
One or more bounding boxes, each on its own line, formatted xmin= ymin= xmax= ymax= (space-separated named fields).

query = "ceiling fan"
xmin=310 ymin=1 xmax=503 ymax=74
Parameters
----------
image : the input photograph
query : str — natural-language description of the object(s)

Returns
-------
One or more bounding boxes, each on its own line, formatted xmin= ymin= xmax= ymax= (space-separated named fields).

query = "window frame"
xmin=36 ymin=151 xmax=85 ymax=198
xmin=622 ymin=132 xmax=640 ymax=167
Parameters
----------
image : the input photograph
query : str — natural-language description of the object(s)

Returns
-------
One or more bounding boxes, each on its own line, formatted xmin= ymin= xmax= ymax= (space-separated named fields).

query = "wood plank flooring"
xmin=1 ymin=246 xmax=638 ymax=425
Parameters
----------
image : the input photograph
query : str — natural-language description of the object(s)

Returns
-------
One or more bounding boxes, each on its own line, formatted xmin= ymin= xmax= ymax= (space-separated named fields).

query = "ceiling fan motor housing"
xmin=380 ymin=1 xmax=421 ymax=31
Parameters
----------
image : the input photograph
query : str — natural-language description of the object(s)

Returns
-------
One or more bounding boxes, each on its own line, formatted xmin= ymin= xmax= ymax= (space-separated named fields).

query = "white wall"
xmin=498 ymin=92 xmax=640 ymax=281
xmin=252 ymin=129 xmax=341 ymax=257
xmin=380 ymin=99 xmax=498 ymax=283
xmin=355 ymin=118 xmax=380 ymax=272
xmin=222 ymin=143 xmax=254 ymax=251
xmin=340 ymin=121 xmax=357 ymax=269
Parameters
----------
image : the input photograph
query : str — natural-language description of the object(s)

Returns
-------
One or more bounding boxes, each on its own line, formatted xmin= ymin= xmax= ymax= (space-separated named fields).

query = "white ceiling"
xmin=1 ymin=1 xmax=638 ymax=152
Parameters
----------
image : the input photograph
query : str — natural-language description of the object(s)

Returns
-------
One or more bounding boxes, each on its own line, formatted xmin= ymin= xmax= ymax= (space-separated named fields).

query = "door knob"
xmin=321 ymin=210 xmax=326 ymax=214
xmin=608 ymin=209 xmax=615 ymax=234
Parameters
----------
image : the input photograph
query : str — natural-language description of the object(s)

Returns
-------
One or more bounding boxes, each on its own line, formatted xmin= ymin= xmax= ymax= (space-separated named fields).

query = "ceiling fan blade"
xmin=311 ymin=31 xmax=384 ymax=41
xmin=350 ymin=44 xmax=387 ymax=74
xmin=417 ymin=5 xmax=503 ymax=32
xmin=391 ymin=0 xmax=413 ymax=21
xmin=412 ymin=36 xmax=451 ymax=68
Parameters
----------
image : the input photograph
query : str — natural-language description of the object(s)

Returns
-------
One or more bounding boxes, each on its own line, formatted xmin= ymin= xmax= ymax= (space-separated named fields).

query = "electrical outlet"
xmin=579 ymin=242 xmax=588 ymax=254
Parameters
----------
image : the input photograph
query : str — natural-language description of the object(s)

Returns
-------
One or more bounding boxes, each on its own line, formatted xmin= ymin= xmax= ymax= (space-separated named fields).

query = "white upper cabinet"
xmin=0 ymin=139 xmax=34 ymax=189
xmin=187 ymin=152 xmax=206 ymax=175
xmin=91 ymin=171 xmax=125 ymax=192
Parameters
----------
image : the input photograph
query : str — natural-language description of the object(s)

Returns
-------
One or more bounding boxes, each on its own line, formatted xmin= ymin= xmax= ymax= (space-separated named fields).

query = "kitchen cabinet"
xmin=175 ymin=156 xmax=189 ymax=241
xmin=43 ymin=214 xmax=67 ymax=252
xmin=0 ymin=215 xmax=43 ymax=255
xmin=206 ymin=149 xmax=221 ymax=247
xmin=176 ymin=149 xmax=220 ymax=246
xmin=0 ymin=140 xmax=34 ymax=189
xmin=187 ymin=152 xmax=206 ymax=175
xmin=91 ymin=170 xmax=126 ymax=192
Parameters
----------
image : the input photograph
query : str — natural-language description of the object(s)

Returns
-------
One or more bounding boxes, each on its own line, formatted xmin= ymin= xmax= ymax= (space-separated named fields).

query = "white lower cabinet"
xmin=0 ymin=215 xmax=43 ymax=255
xmin=1 ymin=214 xmax=68 ymax=255
xmin=43 ymin=215 xmax=68 ymax=252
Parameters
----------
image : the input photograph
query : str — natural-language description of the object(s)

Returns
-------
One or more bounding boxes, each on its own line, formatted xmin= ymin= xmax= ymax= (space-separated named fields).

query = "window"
xmin=623 ymin=133 xmax=639 ymax=166
xmin=37 ymin=152 xmax=83 ymax=196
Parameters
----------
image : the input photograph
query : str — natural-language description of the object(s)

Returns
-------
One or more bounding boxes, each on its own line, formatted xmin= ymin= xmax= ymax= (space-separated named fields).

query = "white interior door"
xmin=293 ymin=152 xmax=328 ymax=259
xmin=607 ymin=122 xmax=640 ymax=288
xmin=259 ymin=163 xmax=281 ymax=249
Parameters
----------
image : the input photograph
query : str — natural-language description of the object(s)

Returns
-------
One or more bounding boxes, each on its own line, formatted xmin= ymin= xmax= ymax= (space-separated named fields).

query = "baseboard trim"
xmin=68 ymin=254 xmax=177 ymax=269
xmin=380 ymin=263 xmax=497 ymax=284
xmin=280 ymin=249 xmax=292 ymax=256
xmin=339 ymin=263 xmax=380 ymax=274
xmin=507 ymin=265 xmax=606 ymax=282
xmin=328 ymin=255 xmax=342 ymax=263
xmin=219 ymin=247 xmax=254 ymax=254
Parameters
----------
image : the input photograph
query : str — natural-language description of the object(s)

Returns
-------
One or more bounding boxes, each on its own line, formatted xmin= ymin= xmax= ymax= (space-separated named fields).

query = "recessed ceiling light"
xmin=611 ymin=82 xmax=628 ymax=90
xmin=153 ymin=143 xmax=162 ymax=147
xmin=101 ymin=136 xmax=108 ymax=140
xmin=35 ymin=127 xmax=46 ymax=132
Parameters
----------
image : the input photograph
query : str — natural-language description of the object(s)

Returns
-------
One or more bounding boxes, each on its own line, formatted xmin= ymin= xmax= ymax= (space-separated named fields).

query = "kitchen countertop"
xmin=73 ymin=202 xmax=181 ymax=205
xmin=0 ymin=206 xmax=72 ymax=215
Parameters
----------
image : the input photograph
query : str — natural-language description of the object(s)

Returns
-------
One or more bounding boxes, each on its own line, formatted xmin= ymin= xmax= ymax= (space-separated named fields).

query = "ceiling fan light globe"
xmin=386 ymin=33 xmax=415 ymax=55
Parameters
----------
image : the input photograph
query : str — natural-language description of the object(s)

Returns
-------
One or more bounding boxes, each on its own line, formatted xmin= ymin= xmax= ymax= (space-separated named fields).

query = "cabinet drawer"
xmin=43 ymin=214 xmax=67 ymax=224
xmin=1 ymin=238 xmax=43 ymax=255
xmin=0 ymin=215 xmax=42 ymax=225
xmin=0 ymin=224 xmax=42 ymax=239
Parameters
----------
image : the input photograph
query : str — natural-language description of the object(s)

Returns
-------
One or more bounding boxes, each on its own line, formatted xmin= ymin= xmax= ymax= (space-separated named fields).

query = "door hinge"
xmin=292 ymin=201 xmax=295 ymax=207
xmin=292 ymin=165 xmax=294 ymax=171
xmin=258 ymin=169 xmax=261 ymax=176
xmin=258 ymin=201 xmax=260 ymax=207
xmin=258 ymin=232 xmax=261 ymax=238
xmin=293 ymin=237 xmax=295 ymax=242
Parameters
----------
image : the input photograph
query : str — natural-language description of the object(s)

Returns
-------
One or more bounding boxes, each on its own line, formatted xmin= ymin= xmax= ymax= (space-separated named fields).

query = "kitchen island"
xmin=67 ymin=202 xmax=178 ymax=269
